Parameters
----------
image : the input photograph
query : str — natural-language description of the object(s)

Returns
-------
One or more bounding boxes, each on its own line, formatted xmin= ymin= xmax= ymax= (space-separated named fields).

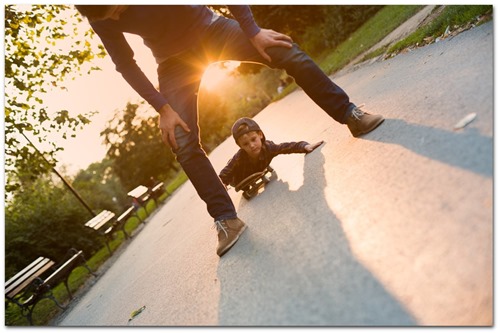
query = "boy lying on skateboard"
xmin=219 ymin=117 xmax=323 ymax=198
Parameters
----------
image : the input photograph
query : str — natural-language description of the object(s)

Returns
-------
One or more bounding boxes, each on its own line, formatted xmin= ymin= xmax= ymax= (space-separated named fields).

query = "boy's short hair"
xmin=232 ymin=117 xmax=265 ymax=144
xmin=75 ymin=5 xmax=113 ymax=21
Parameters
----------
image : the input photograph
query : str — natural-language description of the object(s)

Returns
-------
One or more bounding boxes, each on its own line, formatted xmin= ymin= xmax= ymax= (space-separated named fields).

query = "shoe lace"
xmin=213 ymin=220 xmax=228 ymax=238
xmin=351 ymin=103 xmax=366 ymax=120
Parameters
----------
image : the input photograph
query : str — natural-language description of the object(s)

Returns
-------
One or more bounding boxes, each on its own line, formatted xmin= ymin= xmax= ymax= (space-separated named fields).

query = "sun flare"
xmin=201 ymin=61 xmax=240 ymax=92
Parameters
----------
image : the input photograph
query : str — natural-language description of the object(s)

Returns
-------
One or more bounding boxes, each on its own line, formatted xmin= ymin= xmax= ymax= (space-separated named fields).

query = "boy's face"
xmin=237 ymin=131 xmax=264 ymax=160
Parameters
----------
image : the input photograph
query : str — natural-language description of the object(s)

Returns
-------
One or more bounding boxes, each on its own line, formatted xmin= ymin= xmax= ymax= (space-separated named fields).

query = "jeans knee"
xmin=267 ymin=44 xmax=309 ymax=68
xmin=173 ymin=128 xmax=204 ymax=165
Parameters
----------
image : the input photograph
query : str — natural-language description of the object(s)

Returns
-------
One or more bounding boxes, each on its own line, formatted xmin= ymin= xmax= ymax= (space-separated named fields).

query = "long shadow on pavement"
xmin=216 ymin=147 xmax=417 ymax=326
xmin=364 ymin=118 xmax=493 ymax=178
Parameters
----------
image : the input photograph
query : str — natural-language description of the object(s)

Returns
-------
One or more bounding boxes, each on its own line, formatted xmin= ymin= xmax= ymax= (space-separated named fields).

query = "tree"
xmin=101 ymin=102 xmax=181 ymax=191
xmin=4 ymin=172 xmax=101 ymax=279
xmin=72 ymin=158 xmax=129 ymax=212
xmin=4 ymin=4 xmax=103 ymax=194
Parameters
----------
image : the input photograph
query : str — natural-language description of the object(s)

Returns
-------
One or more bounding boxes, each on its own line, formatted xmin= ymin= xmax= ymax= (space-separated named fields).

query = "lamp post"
xmin=20 ymin=131 xmax=96 ymax=217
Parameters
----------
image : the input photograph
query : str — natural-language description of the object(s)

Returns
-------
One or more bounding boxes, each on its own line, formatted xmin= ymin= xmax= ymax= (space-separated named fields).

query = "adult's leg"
xmin=158 ymin=54 xmax=237 ymax=221
xmin=202 ymin=16 xmax=355 ymax=124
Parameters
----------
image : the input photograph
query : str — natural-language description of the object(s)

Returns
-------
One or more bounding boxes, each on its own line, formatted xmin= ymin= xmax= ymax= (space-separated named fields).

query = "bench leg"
xmin=22 ymin=289 xmax=66 ymax=325
xmin=10 ymin=300 xmax=36 ymax=326
xmin=24 ymin=306 xmax=35 ymax=326
xmin=121 ymin=225 xmax=130 ymax=239
xmin=44 ymin=290 xmax=66 ymax=311
xmin=104 ymin=240 xmax=112 ymax=256
xmin=62 ymin=253 xmax=98 ymax=300
xmin=63 ymin=279 xmax=73 ymax=300
xmin=133 ymin=211 xmax=145 ymax=224
xmin=77 ymin=252 xmax=98 ymax=278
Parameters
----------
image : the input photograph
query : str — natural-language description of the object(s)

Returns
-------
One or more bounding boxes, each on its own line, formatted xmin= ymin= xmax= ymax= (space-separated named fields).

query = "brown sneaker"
xmin=346 ymin=106 xmax=384 ymax=137
xmin=214 ymin=218 xmax=247 ymax=256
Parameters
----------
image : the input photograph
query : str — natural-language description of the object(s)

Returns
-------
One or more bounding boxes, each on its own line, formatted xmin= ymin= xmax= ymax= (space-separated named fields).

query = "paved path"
xmin=56 ymin=20 xmax=493 ymax=327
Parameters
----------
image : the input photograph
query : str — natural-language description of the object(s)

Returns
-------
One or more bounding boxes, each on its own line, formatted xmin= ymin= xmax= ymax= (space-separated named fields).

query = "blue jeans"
xmin=158 ymin=16 xmax=355 ymax=221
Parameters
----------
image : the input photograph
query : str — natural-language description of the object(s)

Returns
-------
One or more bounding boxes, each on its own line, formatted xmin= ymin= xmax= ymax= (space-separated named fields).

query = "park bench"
xmin=128 ymin=182 xmax=166 ymax=212
xmin=5 ymin=248 xmax=95 ymax=325
xmin=84 ymin=210 xmax=119 ymax=254
xmin=128 ymin=185 xmax=151 ymax=209
xmin=85 ymin=209 xmax=142 ymax=254
xmin=116 ymin=205 xmax=145 ymax=231
xmin=149 ymin=181 xmax=166 ymax=206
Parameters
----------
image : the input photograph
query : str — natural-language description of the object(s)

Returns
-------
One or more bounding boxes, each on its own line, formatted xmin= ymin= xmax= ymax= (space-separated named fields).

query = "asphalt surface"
xmin=55 ymin=18 xmax=493 ymax=327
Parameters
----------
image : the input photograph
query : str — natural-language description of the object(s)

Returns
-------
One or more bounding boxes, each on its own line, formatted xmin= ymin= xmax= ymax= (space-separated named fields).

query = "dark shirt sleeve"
xmin=90 ymin=21 xmax=169 ymax=112
xmin=266 ymin=141 xmax=309 ymax=157
xmin=219 ymin=152 xmax=241 ymax=187
xmin=227 ymin=5 xmax=261 ymax=38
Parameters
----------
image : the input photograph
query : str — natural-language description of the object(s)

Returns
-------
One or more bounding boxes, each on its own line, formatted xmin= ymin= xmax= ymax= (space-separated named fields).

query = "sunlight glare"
xmin=201 ymin=61 xmax=240 ymax=92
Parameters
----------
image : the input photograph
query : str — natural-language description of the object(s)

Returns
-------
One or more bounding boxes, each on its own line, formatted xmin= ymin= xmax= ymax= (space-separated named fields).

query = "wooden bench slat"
xmin=85 ymin=218 xmax=99 ymax=228
xmin=88 ymin=216 xmax=114 ymax=231
xmin=151 ymin=182 xmax=164 ymax=192
xmin=43 ymin=251 xmax=82 ymax=286
xmin=85 ymin=210 xmax=114 ymax=221
xmin=5 ymin=257 xmax=52 ymax=291
xmin=6 ymin=264 xmax=54 ymax=299
xmin=5 ymin=257 xmax=46 ymax=287
xmin=127 ymin=185 xmax=148 ymax=198
xmin=85 ymin=210 xmax=114 ymax=223
xmin=85 ymin=210 xmax=115 ymax=230
xmin=117 ymin=206 xmax=134 ymax=222
xmin=5 ymin=258 xmax=54 ymax=299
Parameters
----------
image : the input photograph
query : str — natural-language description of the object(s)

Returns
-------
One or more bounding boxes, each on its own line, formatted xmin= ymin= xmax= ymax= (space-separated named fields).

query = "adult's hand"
xmin=250 ymin=29 xmax=293 ymax=63
xmin=158 ymin=104 xmax=190 ymax=149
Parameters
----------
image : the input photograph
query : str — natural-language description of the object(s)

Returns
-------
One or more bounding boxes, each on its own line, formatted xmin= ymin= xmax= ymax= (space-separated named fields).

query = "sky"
xmin=43 ymin=32 xmax=159 ymax=175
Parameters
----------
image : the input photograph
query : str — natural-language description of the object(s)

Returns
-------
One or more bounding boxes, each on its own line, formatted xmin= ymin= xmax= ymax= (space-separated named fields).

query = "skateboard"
xmin=235 ymin=166 xmax=275 ymax=200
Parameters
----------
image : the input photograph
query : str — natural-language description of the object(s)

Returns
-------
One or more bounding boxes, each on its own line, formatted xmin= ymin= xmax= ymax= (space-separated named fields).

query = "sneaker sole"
xmin=218 ymin=224 xmax=248 ymax=257
xmin=354 ymin=118 xmax=385 ymax=137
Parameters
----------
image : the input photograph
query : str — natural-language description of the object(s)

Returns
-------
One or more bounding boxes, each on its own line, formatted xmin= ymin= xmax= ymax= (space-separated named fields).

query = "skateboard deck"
xmin=235 ymin=166 xmax=275 ymax=199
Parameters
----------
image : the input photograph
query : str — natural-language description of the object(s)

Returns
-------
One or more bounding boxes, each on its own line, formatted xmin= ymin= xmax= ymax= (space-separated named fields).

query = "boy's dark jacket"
xmin=219 ymin=140 xmax=308 ymax=187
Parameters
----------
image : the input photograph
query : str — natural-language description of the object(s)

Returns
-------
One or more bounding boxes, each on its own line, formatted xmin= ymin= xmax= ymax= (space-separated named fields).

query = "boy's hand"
xmin=158 ymin=104 xmax=190 ymax=149
xmin=250 ymin=29 xmax=293 ymax=63
xmin=305 ymin=141 xmax=324 ymax=153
